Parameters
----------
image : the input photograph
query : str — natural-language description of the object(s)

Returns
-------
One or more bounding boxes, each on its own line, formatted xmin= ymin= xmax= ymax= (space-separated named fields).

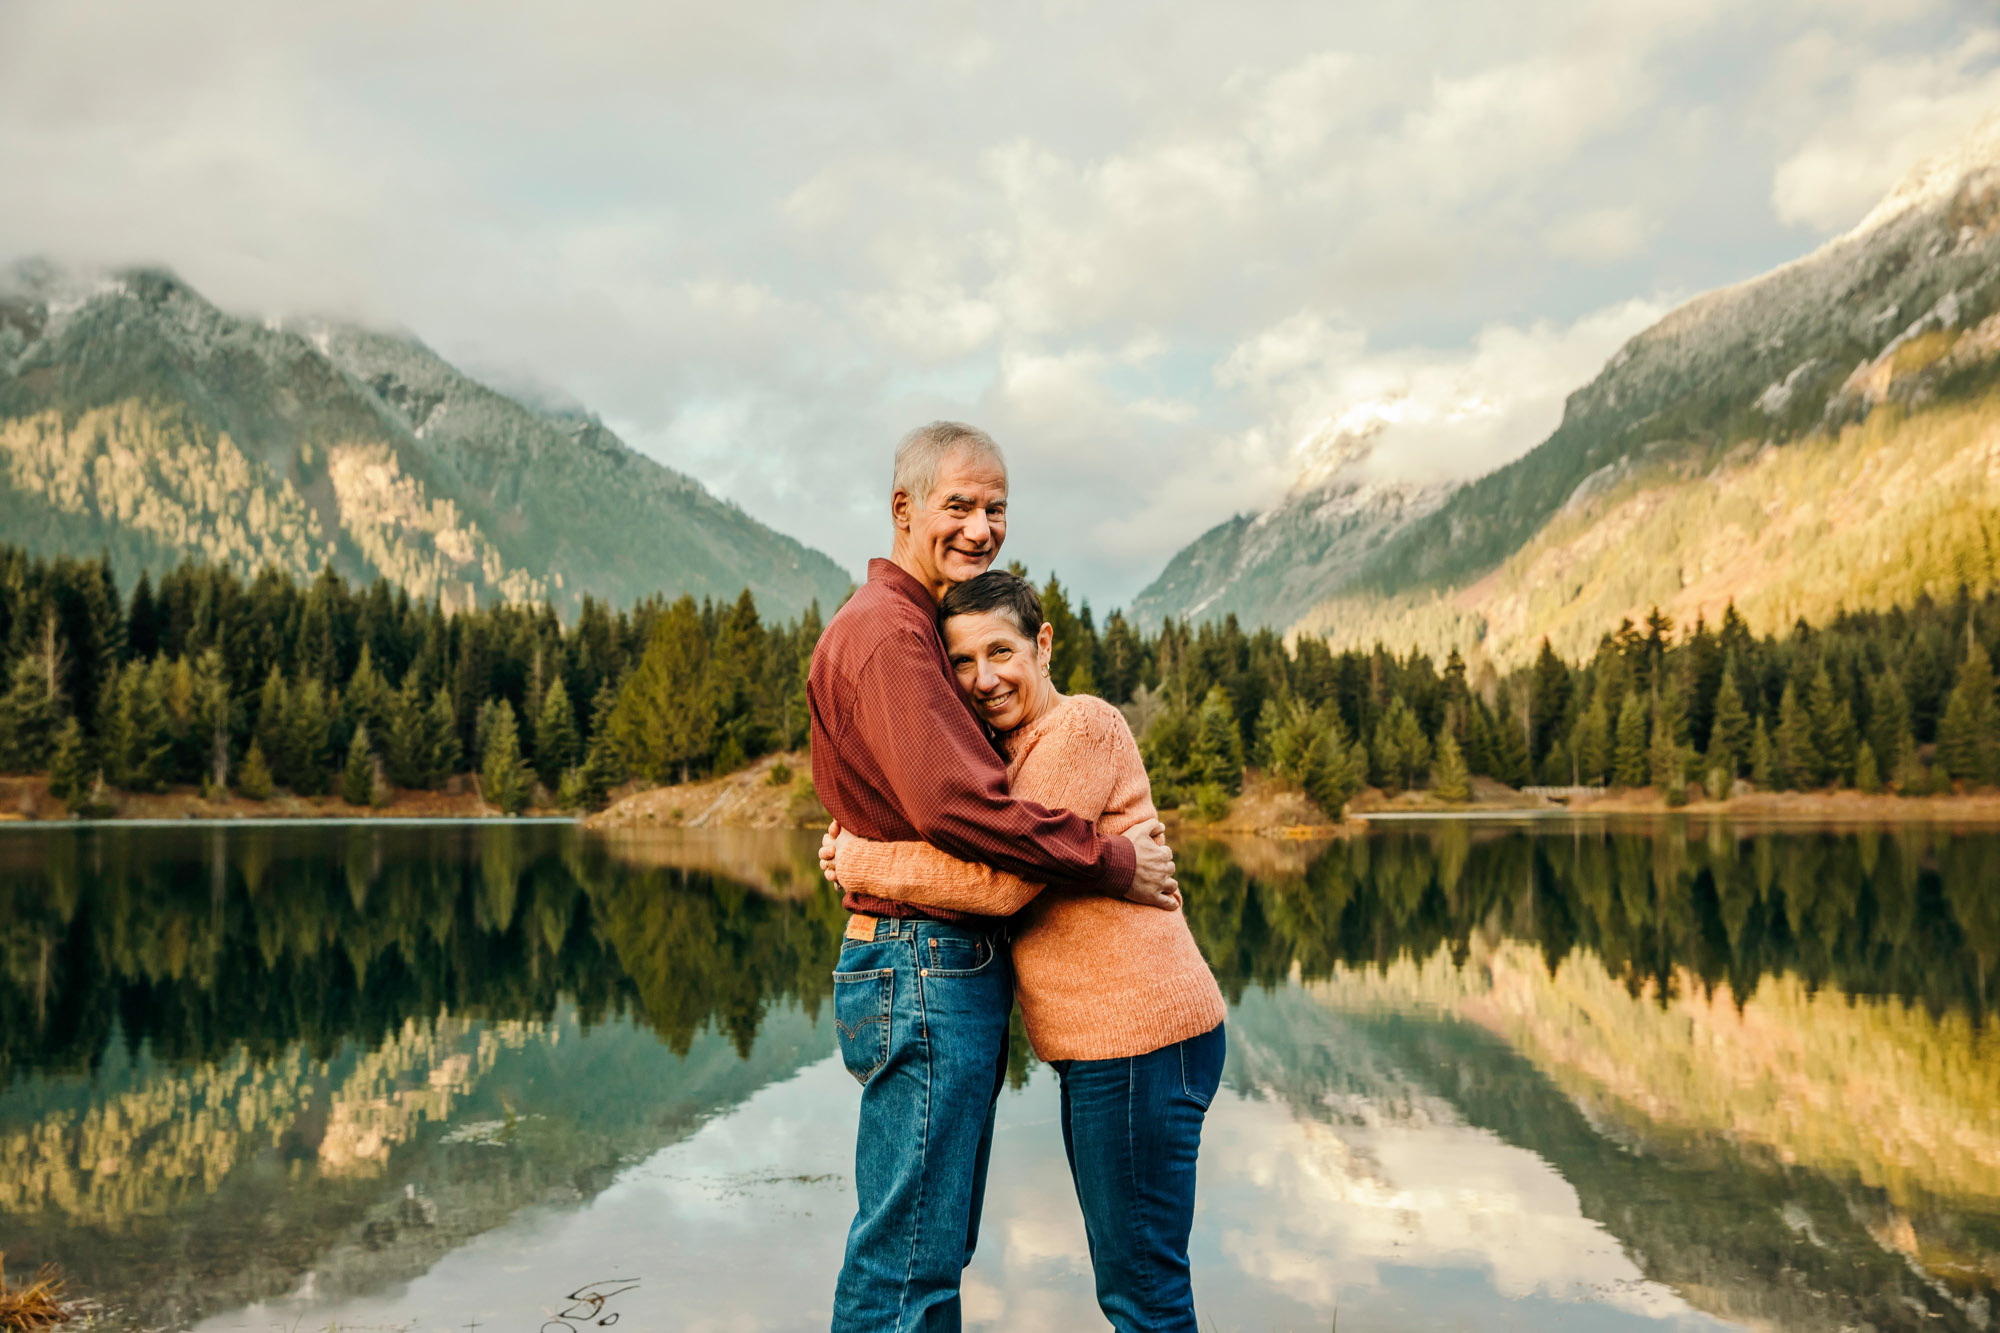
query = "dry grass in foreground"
xmin=0 ymin=1253 xmax=67 ymax=1333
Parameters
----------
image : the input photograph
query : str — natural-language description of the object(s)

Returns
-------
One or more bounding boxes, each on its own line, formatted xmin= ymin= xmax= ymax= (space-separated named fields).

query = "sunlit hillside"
xmin=0 ymin=264 xmax=852 ymax=617
xmin=1314 ymin=940 xmax=2000 ymax=1305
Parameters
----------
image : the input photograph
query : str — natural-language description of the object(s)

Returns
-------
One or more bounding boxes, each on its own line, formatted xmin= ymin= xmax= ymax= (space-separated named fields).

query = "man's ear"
xmin=891 ymin=488 xmax=913 ymax=533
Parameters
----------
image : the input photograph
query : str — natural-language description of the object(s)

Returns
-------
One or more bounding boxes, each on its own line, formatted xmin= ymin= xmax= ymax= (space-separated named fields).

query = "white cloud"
xmin=1220 ymin=298 xmax=1668 ymax=489
xmin=1770 ymin=29 xmax=2000 ymax=232
xmin=1546 ymin=206 xmax=1652 ymax=264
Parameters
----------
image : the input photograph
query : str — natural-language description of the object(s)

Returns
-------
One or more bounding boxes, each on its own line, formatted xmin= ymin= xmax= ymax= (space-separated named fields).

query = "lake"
xmin=2 ymin=820 xmax=1997 ymax=1332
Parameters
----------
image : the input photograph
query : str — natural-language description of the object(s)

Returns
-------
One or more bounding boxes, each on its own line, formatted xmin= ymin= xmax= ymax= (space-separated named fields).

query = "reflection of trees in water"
xmin=1185 ymin=823 xmax=2000 ymax=1325
xmin=7 ymin=821 xmax=2000 ymax=1328
xmin=0 ymin=825 xmax=841 ymax=1328
xmin=0 ymin=826 xmax=843 ymax=1084
xmin=1182 ymin=823 xmax=2000 ymax=1019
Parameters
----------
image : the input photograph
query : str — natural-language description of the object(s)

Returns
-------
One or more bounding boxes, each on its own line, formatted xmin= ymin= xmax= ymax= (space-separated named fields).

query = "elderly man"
xmin=809 ymin=421 xmax=1178 ymax=1332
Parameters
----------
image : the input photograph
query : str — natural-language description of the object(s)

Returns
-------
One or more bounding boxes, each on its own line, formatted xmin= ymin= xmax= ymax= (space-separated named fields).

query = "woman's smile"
xmin=944 ymin=607 xmax=1056 ymax=734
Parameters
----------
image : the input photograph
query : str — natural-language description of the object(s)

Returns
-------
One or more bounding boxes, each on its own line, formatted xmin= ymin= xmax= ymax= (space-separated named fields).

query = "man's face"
xmin=898 ymin=449 xmax=1007 ymax=593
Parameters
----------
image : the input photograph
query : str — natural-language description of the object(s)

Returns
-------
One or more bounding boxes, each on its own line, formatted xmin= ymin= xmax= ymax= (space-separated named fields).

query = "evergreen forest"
xmin=7 ymin=540 xmax=2000 ymax=817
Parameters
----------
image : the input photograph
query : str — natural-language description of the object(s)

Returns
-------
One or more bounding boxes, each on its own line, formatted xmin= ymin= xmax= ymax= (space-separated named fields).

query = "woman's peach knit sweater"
xmin=834 ymin=693 xmax=1226 ymax=1062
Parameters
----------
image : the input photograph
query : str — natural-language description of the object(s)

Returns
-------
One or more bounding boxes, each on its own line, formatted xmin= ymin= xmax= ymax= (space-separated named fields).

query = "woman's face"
xmin=943 ymin=610 xmax=1054 ymax=732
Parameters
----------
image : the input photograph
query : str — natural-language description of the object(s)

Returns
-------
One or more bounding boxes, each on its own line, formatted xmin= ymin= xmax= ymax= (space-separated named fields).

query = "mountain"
xmin=1130 ymin=467 xmax=1455 ymax=631
xmin=1143 ymin=113 xmax=2000 ymax=664
xmin=0 ymin=263 xmax=851 ymax=617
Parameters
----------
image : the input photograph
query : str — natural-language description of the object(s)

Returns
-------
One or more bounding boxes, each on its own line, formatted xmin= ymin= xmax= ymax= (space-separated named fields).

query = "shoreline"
xmin=14 ymin=766 xmax=2000 ymax=833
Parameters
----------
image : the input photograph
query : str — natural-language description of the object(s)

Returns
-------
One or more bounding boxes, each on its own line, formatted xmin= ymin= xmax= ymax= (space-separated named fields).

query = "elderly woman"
xmin=822 ymin=569 xmax=1227 ymax=1333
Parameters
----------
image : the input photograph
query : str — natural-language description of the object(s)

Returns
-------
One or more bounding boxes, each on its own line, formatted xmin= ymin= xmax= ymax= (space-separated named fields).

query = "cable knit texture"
xmin=835 ymin=693 xmax=1227 ymax=1061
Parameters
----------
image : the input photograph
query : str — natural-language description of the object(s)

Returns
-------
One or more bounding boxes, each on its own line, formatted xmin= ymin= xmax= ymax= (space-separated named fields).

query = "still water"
xmin=2 ymin=820 xmax=1997 ymax=1332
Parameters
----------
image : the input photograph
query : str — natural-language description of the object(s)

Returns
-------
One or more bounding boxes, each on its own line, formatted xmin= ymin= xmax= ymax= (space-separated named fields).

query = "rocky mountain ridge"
xmin=1140 ymin=112 xmax=2000 ymax=661
xmin=0 ymin=263 xmax=852 ymax=617
xmin=1131 ymin=466 xmax=1455 ymax=630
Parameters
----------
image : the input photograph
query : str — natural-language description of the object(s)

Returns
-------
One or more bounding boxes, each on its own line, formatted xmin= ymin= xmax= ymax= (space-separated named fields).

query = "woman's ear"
xmin=1037 ymin=622 xmax=1054 ymax=670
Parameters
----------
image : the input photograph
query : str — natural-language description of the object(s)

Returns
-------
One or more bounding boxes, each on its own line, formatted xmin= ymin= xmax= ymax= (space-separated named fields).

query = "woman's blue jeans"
xmin=1049 ymin=1022 xmax=1226 ymax=1333
xmin=830 ymin=918 xmax=1012 ymax=1333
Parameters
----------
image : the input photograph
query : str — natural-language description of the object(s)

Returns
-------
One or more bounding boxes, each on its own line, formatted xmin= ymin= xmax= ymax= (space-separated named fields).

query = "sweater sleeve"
xmin=834 ymin=838 xmax=1048 ymax=917
xmin=1091 ymin=700 xmax=1159 ymax=838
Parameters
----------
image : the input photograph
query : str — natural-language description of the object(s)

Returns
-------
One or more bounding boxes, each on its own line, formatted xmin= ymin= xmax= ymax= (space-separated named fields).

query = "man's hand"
xmin=1122 ymin=819 xmax=1180 ymax=910
xmin=820 ymin=820 xmax=843 ymax=885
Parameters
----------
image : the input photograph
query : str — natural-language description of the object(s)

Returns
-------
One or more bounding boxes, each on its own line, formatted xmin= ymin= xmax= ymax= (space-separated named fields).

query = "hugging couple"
xmin=808 ymin=421 xmax=1228 ymax=1332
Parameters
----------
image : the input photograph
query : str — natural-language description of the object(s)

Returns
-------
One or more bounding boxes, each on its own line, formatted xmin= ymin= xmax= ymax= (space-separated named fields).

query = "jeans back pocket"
xmin=833 ymin=968 xmax=894 ymax=1085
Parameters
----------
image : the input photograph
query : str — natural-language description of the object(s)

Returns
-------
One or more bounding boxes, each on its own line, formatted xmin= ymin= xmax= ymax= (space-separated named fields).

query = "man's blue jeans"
xmin=831 ymin=917 xmax=1012 ymax=1333
xmin=1049 ymin=1022 xmax=1227 ymax=1333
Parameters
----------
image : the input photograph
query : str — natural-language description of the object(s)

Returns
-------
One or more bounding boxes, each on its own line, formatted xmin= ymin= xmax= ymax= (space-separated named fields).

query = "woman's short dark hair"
xmin=939 ymin=570 xmax=1043 ymax=639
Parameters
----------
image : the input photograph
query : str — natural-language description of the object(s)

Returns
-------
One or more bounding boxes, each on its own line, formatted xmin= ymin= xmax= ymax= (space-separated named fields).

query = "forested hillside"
xmin=6 ymin=541 xmax=2000 ymax=819
xmin=0 ymin=262 xmax=851 ymax=618
xmin=1305 ymin=117 xmax=2000 ymax=664
xmin=1138 ymin=116 xmax=2000 ymax=665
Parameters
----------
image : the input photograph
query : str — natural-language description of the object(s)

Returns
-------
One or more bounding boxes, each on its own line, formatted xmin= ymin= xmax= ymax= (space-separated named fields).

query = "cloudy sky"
xmin=5 ymin=0 xmax=1999 ymax=608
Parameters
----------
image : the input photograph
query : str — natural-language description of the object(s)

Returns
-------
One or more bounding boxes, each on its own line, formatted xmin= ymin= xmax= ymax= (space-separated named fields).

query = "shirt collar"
xmin=867 ymin=557 xmax=939 ymax=615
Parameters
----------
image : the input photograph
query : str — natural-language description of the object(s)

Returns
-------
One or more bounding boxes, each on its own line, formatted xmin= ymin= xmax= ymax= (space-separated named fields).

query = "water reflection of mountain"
xmin=0 ymin=825 xmax=841 ymax=1328
xmin=1197 ymin=824 xmax=2000 ymax=1331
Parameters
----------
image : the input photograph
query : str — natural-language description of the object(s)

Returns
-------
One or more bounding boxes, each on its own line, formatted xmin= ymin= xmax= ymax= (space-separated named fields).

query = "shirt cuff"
xmin=1096 ymin=830 xmax=1137 ymax=895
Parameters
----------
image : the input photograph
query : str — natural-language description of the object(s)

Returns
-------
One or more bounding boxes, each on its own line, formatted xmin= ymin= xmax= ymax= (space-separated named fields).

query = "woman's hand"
xmin=819 ymin=820 xmax=843 ymax=885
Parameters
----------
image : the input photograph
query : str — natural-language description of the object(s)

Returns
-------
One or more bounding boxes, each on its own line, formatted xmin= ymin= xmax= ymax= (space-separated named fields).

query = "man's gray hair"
xmin=892 ymin=421 xmax=1007 ymax=508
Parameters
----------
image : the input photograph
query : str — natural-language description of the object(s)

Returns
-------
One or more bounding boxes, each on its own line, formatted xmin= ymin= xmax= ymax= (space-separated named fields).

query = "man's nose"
xmin=961 ymin=510 xmax=990 ymax=547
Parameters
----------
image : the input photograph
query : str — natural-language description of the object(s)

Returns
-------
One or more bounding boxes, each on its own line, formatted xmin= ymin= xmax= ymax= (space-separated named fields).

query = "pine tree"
xmin=1749 ymin=716 xmax=1774 ymax=789
xmin=1937 ymin=641 xmax=1998 ymax=785
xmin=47 ymin=717 xmax=94 ymax=811
xmin=1649 ymin=689 xmax=1687 ymax=791
xmin=192 ymin=649 xmax=230 ymax=792
xmin=1302 ymin=706 xmax=1366 ymax=819
xmin=1807 ymin=664 xmax=1857 ymax=786
xmin=1491 ymin=697 xmax=1530 ymax=787
xmin=342 ymin=724 xmax=378 ymax=806
xmin=534 ymin=676 xmax=580 ymax=789
xmin=480 ymin=698 xmax=533 ymax=814
xmin=345 ymin=645 xmax=394 ymax=740
xmin=237 ymin=738 xmax=275 ymax=800
xmin=425 ymin=686 xmax=463 ymax=786
xmin=0 ymin=655 xmax=57 ymax=771
xmin=1867 ymin=670 xmax=1912 ymax=776
xmin=1708 ymin=663 xmax=1751 ymax=776
xmin=1772 ymin=681 xmax=1820 ymax=790
xmin=1370 ymin=695 xmax=1432 ymax=793
xmin=1855 ymin=740 xmax=1882 ymax=794
xmin=1431 ymin=727 xmax=1471 ymax=802
xmin=103 ymin=662 xmax=171 ymax=792
xmin=574 ymin=683 xmax=626 ymax=810
xmin=1190 ymin=685 xmax=1246 ymax=794
xmin=1574 ymin=693 xmax=1611 ymax=786
xmin=1612 ymin=692 xmax=1649 ymax=787
xmin=385 ymin=678 xmax=428 ymax=788
xmin=608 ymin=596 xmax=716 ymax=784
xmin=285 ymin=675 xmax=334 ymax=795
xmin=253 ymin=666 xmax=289 ymax=778
xmin=1892 ymin=744 xmax=1927 ymax=796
